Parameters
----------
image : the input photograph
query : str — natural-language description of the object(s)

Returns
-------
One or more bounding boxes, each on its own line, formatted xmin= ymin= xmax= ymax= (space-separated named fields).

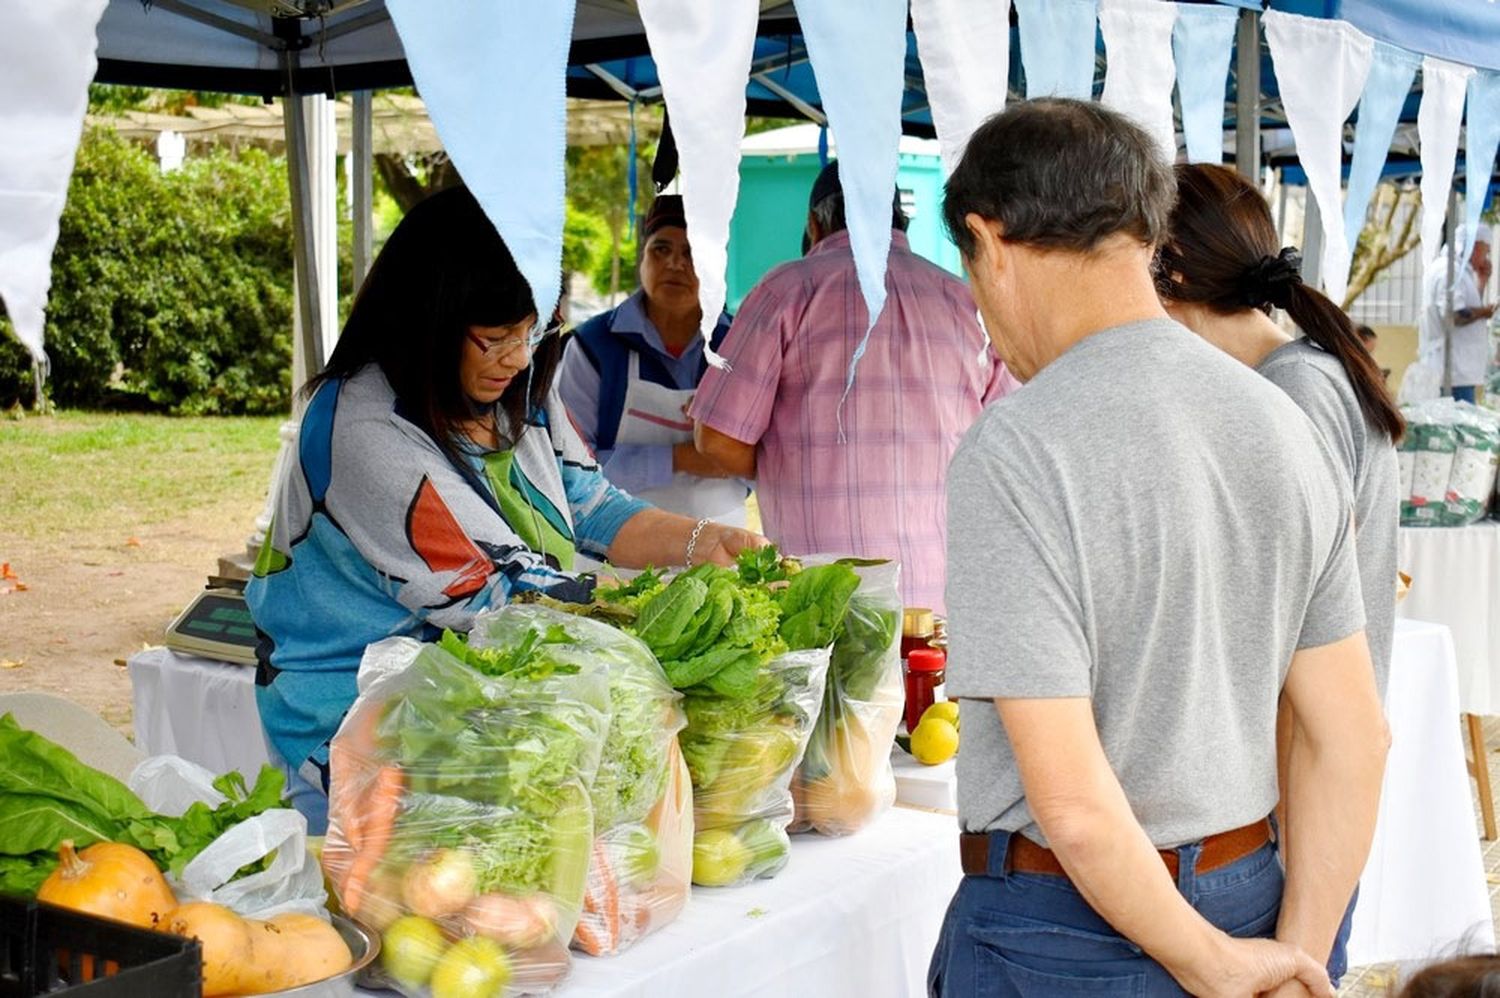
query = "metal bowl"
xmin=263 ymin=915 xmax=382 ymax=998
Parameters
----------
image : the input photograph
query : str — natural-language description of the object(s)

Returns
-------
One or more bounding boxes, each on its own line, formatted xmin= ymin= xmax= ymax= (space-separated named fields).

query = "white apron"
xmin=616 ymin=351 xmax=748 ymax=527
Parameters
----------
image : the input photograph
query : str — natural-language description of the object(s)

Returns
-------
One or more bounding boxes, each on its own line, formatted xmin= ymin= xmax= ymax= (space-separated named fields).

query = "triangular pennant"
xmin=635 ymin=0 xmax=760 ymax=366
xmin=1463 ymin=71 xmax=1500 ymax=258
xmin=911 ymin=0 xmax=1012 ymax=177
xmin=1171 ymin=2 xmax=1237 ymax=165
xmin=1343 ymin=41 xmax=1422 ymax=257
xmin=1100 ymin=0 xmax=1178 ymax=162
xmin=1264 ymin=11 xmax=1373 ymax=305
xmin=1016 ymin=0 xmax=1099 ymax=101
xmin=793 ymin=0 xmax=907 ymax=405
xmin=1417 ymin=56 xmax=1477 ymax=273
xmin=385 ymin=1 xmax=575 ymax=336
xmin=0 ymin=0 xmax=109 ymax=367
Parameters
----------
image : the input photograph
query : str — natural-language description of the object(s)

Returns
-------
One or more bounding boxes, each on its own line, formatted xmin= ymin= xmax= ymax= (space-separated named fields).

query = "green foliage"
xmin=0 ymin=128 xmax=296 ymax=413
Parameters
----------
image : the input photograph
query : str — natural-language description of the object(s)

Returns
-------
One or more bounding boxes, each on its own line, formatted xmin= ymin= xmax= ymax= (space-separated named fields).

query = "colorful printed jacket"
xmin=246 ymin=365 xmax=648 ymax=772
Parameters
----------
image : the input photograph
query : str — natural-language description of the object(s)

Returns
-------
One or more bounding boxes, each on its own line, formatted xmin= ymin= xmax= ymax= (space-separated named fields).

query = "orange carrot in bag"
xmin=341 ymin=765 xmax=403 ymax=914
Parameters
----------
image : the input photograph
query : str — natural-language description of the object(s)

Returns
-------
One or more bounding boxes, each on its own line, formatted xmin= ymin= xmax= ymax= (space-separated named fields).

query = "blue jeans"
xmin=1452 ymin=385 xmax=1478 ymax=404
xmin=263 ymin=734 xmax=330 ymax=835
xmin=928 ymin=830 xmax=1284 ymax=996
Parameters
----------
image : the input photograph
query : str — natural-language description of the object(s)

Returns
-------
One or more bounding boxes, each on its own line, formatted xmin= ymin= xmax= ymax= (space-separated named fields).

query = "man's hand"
xmin=1183 ymin=937 xmax=1331 ymax=998
xmin=694 ymin=422 xmax=757 ymax=479
xmin=672 ymin=441 xmax=738 ymax=479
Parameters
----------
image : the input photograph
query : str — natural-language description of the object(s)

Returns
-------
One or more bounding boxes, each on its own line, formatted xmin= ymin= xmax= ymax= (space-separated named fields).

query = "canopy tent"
xmin=6 ymin=0 xmax=1499 ymax=388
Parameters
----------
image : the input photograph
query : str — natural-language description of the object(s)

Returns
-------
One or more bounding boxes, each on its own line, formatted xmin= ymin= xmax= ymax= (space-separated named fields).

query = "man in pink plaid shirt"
xmin=690 ymin=162 xmax=1019 ymax=613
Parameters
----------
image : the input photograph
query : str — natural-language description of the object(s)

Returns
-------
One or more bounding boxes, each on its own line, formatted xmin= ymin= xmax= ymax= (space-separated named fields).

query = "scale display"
xmin=164 ymin=589 xmax=259 ymax=666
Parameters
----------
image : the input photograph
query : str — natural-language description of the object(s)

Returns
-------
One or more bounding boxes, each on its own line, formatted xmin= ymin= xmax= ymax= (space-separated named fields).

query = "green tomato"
xmin=381 ymin=915 xmax=447 ymax=990
xmin=692 ymin=828 xmax=752 ymax=887
xmin=429 ymin=936 xmax=512 ymax=998
xmin=735 ymin=818 xmax=790 ymax=878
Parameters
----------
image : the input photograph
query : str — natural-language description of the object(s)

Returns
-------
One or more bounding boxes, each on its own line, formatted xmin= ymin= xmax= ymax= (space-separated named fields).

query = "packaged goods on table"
xmin=589 ymin=551 xmax=847 ymax=886
xmin=466 ymin=606 xmax=691 ymax=958
xmin=1399 ymin=400 xmax=1500 ymax=526
xmin=789 ymin=559 xmax=904 ymax=836
xmin=321 ymin=616 xmax=612 ymax=996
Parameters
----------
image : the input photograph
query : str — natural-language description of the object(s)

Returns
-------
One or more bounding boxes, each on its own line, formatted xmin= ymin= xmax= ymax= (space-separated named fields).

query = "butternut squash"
xmin=38 ymin=841 xmax=177 ymax=930
xmin=162 ymin=902 xmax=352 ymax=996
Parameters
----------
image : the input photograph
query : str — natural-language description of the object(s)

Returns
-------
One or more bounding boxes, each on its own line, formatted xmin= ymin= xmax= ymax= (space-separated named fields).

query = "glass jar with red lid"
xmin=903 ymin=647 xmax=947 ymax=734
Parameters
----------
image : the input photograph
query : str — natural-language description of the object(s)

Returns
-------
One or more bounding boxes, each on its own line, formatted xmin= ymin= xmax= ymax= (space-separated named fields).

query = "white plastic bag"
xmin=129 ymin=753 xmax=328 ymax=920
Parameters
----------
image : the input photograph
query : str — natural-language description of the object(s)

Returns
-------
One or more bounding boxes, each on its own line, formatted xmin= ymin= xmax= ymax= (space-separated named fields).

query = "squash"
xmin=38 ymin=841 xmax=177 ymax=929
xmin=163 ymin=902 xmax=353 ymax=996
xmin=240 ymin=912 xmax=353 ymax=993
xmin=162 ymin=902 xmax=254 ymax=997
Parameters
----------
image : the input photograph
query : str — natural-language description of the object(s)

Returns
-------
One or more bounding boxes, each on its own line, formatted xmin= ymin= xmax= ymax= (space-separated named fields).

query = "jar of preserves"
xmin=903 ymin=647 xmax=947 ymax=734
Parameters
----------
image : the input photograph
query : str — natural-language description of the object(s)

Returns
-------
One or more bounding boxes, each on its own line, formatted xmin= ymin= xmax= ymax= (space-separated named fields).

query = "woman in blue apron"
xmin=558 ymin=195 xmax=751 ymax=529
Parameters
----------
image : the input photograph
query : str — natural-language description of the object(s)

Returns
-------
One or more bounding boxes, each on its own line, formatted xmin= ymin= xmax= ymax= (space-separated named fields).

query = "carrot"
xmin=572 ymin=912 xmax=606 ymax=956
xmin=575 ymin=840 xmax=622 ymax=954
xmin=340 ymin=765 xmax=403 ymax=915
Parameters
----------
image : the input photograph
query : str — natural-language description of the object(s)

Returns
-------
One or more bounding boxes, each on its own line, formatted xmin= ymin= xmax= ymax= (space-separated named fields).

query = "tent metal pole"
xmin=148 ymin=0 xmax=281 ymax=48
xmin=1235 ymin=8 xmax=1260 ymax=180
xmin=1444 ymin=184 xmax=1458 ymax=396
xmin=283 ymin=49 xmax=325 ymax=409
xmin=351 ymin=90 xmax=374 ymax=292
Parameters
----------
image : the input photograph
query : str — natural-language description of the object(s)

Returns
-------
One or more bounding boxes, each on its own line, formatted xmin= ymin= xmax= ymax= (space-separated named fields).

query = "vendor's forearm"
xmin=606 ymin=508 xmax=694 ymax=569
xmin=672 ymin=441 xmax=737 ymax=479
xmin=1276 ymin=712 xmax=1387 ymax=962
xmin=694 ymin=422 xmax=757 ymax=479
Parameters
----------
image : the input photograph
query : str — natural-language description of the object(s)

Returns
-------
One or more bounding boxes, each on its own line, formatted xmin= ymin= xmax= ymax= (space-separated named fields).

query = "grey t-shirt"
xmin=1258 ymin=337 xmax=1400 ymax=696
xmin=947 ymin=319 xmax=1365 ymax=848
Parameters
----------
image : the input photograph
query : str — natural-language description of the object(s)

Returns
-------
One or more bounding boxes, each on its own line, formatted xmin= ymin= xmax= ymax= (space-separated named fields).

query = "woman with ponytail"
xmin=1156 ymin=164 xmax=1401 ymax=988
xmin=1156 ymin=163 xmax=1402 ymax=694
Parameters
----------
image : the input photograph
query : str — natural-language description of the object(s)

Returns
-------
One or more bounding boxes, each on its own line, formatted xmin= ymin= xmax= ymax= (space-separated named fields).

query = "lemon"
xmin=910 ymin=718 xmax=959 ymax=766
xmin=922 ymin=701 xmax=960 ymax=729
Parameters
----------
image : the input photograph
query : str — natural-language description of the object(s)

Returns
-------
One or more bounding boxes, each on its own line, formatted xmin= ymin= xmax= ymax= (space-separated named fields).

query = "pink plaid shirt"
xmin=690 ymin=231 xmax=1018 ymax=614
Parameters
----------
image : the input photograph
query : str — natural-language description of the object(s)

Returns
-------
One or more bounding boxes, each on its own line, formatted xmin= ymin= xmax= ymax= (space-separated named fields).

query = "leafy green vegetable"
xmin=0 ymin=712 xmax=289 ymax=892
xmin=777 ymin=564 xmax=861 ymax=651
xmin=635 ymin=576 xmax=709 ymax=650
xmin=735 ymin=547 xmax=792 ymax=585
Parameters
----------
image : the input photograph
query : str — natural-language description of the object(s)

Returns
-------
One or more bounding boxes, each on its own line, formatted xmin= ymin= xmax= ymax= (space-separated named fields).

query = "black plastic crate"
xmin=0 ymin=897 xmax=200 ymax=998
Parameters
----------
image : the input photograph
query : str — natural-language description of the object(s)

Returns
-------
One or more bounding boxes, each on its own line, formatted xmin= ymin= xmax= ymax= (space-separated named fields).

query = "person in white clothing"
xmin=558 ymin=195 xmax=750 ymax=527
xmin=1417 ymin=223 xmax=1495 ymax=403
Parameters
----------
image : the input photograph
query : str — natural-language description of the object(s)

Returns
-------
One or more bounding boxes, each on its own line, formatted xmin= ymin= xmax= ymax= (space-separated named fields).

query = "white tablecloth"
xmin=890 ymin=619 xmax=1494 ymax=968
xmin=128 ymin=646 xmax=268 ymax=781
xmin=1397 ymin=520 xmax=1500 ymax=715
xmin=1347 ymin=618 xmax=1494 ymax=966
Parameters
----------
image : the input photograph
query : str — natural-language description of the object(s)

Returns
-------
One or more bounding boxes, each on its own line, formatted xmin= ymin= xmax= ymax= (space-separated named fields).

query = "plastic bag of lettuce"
xmin=595 ymin=550 xmax=853 ymax=887
xmin=323 ymin=609 xmax=611 ymax=996
xmin=467 ymin=605 xmax=691 ymax=957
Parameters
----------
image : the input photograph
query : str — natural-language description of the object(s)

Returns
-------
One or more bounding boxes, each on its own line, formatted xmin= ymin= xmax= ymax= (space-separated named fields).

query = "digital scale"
xmin=163 ymin=581 xmax=259 ymax=666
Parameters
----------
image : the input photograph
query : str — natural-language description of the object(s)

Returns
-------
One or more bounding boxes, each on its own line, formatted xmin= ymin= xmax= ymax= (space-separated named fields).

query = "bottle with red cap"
xmin=904 ymin=648 xmax=947 ymax=735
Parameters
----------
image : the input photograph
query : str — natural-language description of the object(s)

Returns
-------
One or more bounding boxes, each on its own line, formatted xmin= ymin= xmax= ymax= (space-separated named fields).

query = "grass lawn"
xmin=0 ymin=410 xmax=285 ymax=541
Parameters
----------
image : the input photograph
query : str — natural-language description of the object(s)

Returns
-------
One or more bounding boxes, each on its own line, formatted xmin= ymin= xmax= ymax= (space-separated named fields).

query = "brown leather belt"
xmin=960 ymin=818 xmax=1272 ymax=880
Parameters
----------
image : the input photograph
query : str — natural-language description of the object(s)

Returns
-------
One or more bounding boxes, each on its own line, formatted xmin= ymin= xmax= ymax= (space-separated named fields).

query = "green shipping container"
xmin=727 ymin=124 xmax=963 ymax=312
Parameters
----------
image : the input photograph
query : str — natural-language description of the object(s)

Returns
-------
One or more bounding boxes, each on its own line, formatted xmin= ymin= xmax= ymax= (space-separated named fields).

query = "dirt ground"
xmin=0 ymin=496 xmax=262 ymax=738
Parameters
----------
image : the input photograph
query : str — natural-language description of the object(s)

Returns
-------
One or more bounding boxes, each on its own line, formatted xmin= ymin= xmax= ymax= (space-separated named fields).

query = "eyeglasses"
xmin=466 ymin=316 xmax=564 ymax=358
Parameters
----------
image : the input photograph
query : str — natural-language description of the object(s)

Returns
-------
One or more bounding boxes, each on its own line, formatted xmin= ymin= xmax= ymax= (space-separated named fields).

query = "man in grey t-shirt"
xmin=928 ymin=100 xmax=1387 ymax=998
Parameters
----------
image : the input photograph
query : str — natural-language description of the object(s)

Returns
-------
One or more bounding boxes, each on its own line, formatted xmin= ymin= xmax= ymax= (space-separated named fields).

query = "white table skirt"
xmin=128 ymin=646 xmax=268 ymax=781
xmin=1397 ymin=520 xmax=1500 ymax=715
xmin=890 ymin=618 xmax=1494 ymax=969
xmin=1347 ymin=618 xmax=1494 ymax=966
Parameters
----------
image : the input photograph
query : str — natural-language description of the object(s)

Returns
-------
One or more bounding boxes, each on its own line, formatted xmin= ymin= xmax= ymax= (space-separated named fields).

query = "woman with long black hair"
xmin=1155 ymin=163 xmax=1402 ymax=990
xmin=247 ymin=185 xmax=763 ymax=830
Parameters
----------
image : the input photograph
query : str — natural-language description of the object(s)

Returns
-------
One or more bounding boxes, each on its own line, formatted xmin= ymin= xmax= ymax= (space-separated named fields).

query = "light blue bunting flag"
xmin=1343 ymin=41 xmax=1421 ymax=255
xmin=1464 ymin=71 xmax=1500 ymax=257
xmin=1172 ymin=3 xmax=1237 ymax=164
xmin=385 ymin=0 xmax=575 ymax=339
xmin=1016 ymin=0 xmax=1099 ymax=100
xmin=793 ymin=0 xmax=907 ymax=418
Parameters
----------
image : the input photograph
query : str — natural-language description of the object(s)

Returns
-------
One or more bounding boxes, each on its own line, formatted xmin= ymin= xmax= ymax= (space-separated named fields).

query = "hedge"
xmin=0 ymin=128 xmax=297 ymax=414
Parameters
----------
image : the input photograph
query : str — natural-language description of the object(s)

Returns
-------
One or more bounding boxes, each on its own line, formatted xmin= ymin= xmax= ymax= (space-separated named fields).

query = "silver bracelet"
xmin=684 ymin=517 xmax=713 ymax=569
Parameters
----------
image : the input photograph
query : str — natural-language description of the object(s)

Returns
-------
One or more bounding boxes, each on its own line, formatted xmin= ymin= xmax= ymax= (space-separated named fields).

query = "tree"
xmin=374 ymin=151 xmax=462 ymax=213
xmin=567 ymin=143 xmax=654 ymax=301
xmin=1343 ymin=182 xmax=1422 ymax=308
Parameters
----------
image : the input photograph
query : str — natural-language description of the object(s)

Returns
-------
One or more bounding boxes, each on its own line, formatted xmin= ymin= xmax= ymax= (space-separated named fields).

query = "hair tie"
xmin=1243 ymin=247 xmax=1303 ymax=310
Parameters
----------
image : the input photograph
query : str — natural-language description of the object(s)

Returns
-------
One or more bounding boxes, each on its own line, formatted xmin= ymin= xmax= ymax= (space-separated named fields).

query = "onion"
xmin=401 ymin=849 xmax=476 ymax=919
xmin=464 ymin=893 xmax=555 ymax=949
